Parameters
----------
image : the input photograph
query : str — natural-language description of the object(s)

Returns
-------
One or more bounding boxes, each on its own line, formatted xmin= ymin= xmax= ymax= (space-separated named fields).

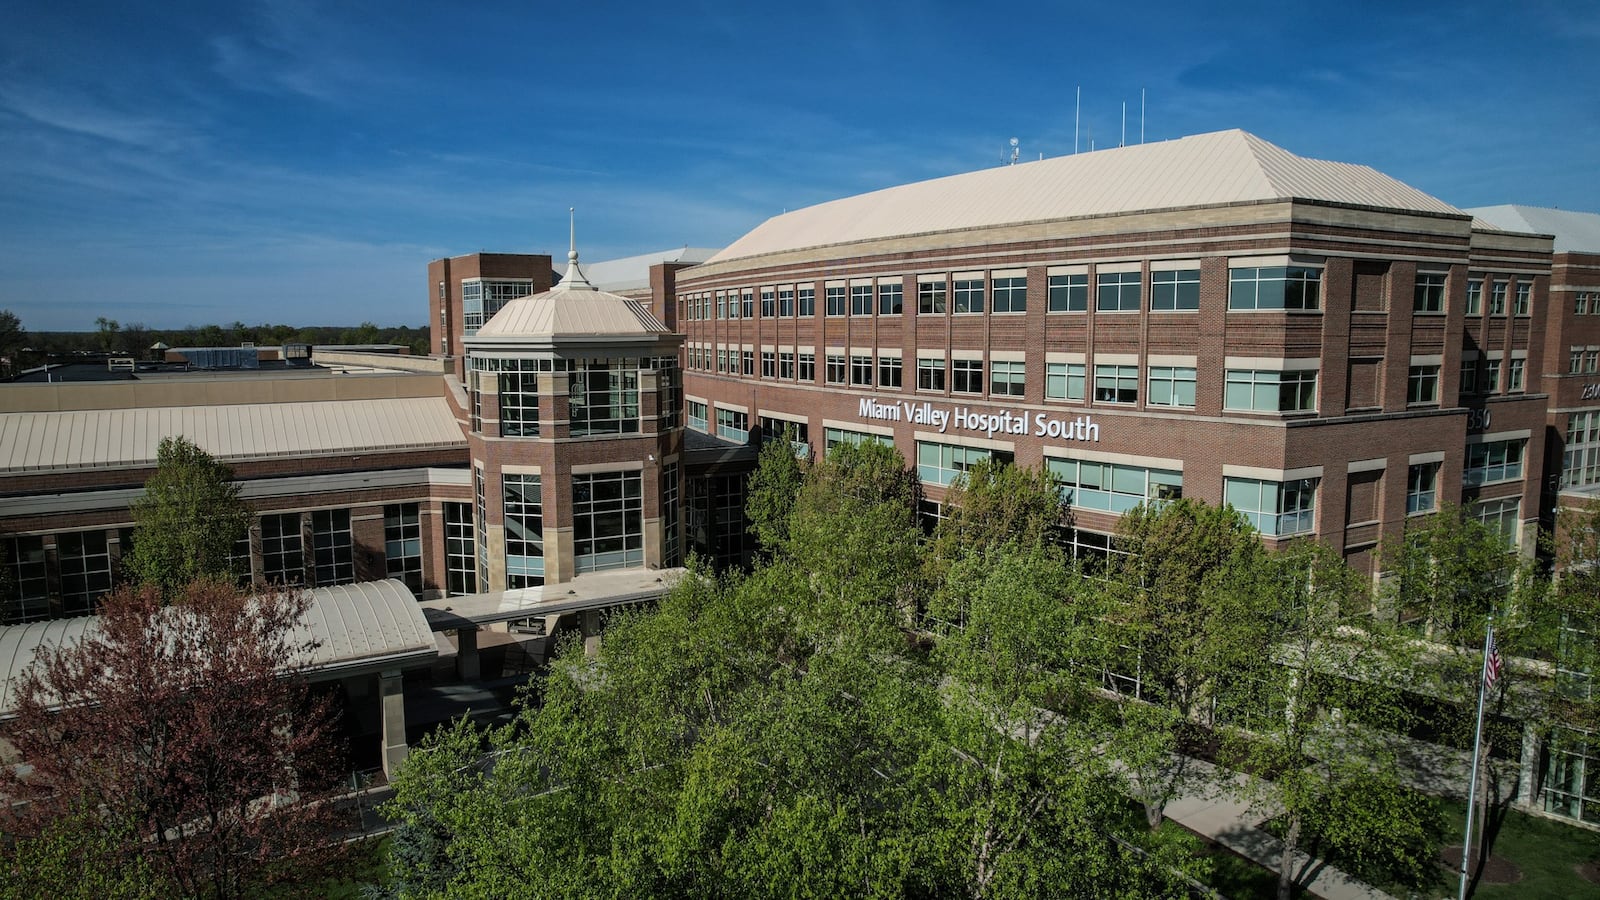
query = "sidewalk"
xmin=1154 ymin=758 xmax=1397 ymax=900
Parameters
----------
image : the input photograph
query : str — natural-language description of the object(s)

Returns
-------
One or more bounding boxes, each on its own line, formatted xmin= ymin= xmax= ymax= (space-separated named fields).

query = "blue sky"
xmin=2 ymin=1 xmax=1596 ymax=331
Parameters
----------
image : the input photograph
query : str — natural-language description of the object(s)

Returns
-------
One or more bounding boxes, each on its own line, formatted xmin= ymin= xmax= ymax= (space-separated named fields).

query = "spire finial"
xmin=554 ymin=207 xmax=592 ymax=291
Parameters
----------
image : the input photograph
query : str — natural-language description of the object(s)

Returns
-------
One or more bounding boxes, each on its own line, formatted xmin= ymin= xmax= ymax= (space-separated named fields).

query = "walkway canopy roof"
xmin=0 ymin=579 xmax=436 ymax=719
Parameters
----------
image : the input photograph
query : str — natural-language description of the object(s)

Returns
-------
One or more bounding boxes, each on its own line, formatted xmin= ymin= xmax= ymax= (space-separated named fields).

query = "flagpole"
xmin=1458 ymin=618 xmax=1493 ymax=900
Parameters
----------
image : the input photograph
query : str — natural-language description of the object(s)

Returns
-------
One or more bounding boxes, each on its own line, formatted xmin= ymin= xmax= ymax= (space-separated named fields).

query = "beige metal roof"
xmin=0 ymin=396 xmax=466 ymax=474
xmin=0 ymin=580 xmax=436 ymax=718
xmin=1468 ymin=205 xmax=1600 ymax=254
xmin=582 ymin=247 xmax=720 ymax=293
xmin=708 ymin=129 xmax=1466 ymax=264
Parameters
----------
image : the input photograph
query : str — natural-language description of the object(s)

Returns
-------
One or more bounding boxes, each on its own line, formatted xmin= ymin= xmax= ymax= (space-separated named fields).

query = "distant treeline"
xmin=30 ymin=320 xmax=432 ymax=359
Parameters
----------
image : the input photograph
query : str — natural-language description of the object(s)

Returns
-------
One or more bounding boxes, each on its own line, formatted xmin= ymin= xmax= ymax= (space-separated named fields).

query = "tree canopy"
xmin=123 ymin=436 xmax=252 ymax=598
xmin=0 ymin=581 xmax=349 ymax=898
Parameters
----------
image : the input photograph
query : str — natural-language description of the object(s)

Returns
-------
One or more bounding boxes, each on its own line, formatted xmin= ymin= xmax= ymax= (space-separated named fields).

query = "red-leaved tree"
xmin=0 ymin=579 xmax=349 ymax=898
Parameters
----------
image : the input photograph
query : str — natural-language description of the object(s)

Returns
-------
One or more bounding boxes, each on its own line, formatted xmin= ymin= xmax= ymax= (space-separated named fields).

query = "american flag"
xmin=1484 ymin=627 xmax=1504 ymax=689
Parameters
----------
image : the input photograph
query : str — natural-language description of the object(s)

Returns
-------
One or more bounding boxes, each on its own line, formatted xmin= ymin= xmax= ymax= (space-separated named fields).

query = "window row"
xmin=1462 ymin=277 xmax=1532 ymax=317
xmin=679 ymin=264 xmax=1325 ymax=321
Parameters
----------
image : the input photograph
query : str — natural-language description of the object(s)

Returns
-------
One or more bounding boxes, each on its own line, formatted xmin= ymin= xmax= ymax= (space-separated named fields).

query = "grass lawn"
xmin=1432 ymin=799 xmax=1600 ymax=899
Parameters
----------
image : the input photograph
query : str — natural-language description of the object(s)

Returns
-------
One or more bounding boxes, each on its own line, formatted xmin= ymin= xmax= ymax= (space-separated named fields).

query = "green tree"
xmin=745 ymin=425 xmax=807 ymax=554
xmin=123 ymin=436 xmax=252 ymax=598
xmin=1221 ymin=540 xmax=1441 ymax=900
xmin=925 ymin=459 xmax=1067 ymax=621
xmin=1095 ymin=498 xmax=1264 ymax=828
xmin=0 ymin=308 xmax=23 ymax=377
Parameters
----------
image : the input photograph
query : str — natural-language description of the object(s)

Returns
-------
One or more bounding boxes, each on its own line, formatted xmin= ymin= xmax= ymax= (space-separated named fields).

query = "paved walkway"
xmin=1159 ymin=758 xmax=1396 ymax=900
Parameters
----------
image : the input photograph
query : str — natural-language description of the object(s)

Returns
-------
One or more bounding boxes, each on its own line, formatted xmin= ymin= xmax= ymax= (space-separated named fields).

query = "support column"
xmin=456 ymin=627 xmax=480 ymax=680
xmin=379 ymin=669 xmax=408 ymax=779
xmin=1518 ymin=722 xmax=1542 ymax=807
xmin=582 ymin=609 xmax=602 ymax=658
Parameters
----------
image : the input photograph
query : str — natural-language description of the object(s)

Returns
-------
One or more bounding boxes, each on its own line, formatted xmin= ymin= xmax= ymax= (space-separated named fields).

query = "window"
xmin=504 ymin=474 xmax=544 ymax=587
xmin=1048 ymin=458 xmax=1182 ymax=514
xmin=384 ymin=503 xmax=423 ymax=594
xmin=851 ymin=285 xmax=873 ymax=316
xmin=1573 ymin=348 xmax=1585 ymax=374
xmin=918 ymin=280 xmax=946 ymax=315
xmin=1225 ymin=369 xmax=1317 ymax=412
xmin=1467 ymin=279 xmax=1483 ymax=315
xmin=1224 ymin=477 xmax=1317 ymax=536
xmin=1515 ymin=283 xmax=1531 ymax=316
xmin=261 ymin=513 xmax=304 ymax=586
xmin=311 ymin=509 xmax=353 ymax=586
xmin=716 ymin=407 xmax=749 ymax=444
xmin=1093 ymin=364 xmax=1138 ymax=404
xmin=1406 ymin=463 xmax=1439 ymax=514
xmin=918 ymin=357 xmax=945 ymax=391
xmin=1509 ymin=358 xmax=1525 ymax=392
xmin=954 ymin=278 xmax=985 ymax=314
xmin=991 ymin=360 xmax=1025 ymax=397
xmin=1228 ymin=266 xmax=1321 ymax=311
xmin=992 ymin=276 xmax=1027 ymax=313
xmin=1151 ymin=269 xmax=1200 ymax=311
xmin=1589 ymin=350 xmax=1600 ymax=374
xmin=779 ymin=288 xmax=795 ymax=317
xmin=879 ymin=282 xmax=904 ymax=315
xmin=569 ymin=361 xmax=640 ymax=436
xmin=688 ymin=400 xmax=708 ymax=432
xmin=851 ymin=354 xmax=873 ymax=386
xmin=1461 ymin=358 xmax=1480 ymax=394
xmin=798 ymin=287 xmax=815 ymax=316
xmin=760 ymin=416 xmax=811 ymax=456
xmin=826 ymin=286 xmax=846 ymax=316
xmin=444 ymin=501 xmax=476 ymax=596
xmin=741 ymin=289 xmax=754 ymax=318
xmin=879 ymin=355 xmax=903 ymax=389
xmin=952 ymin=359 xmax=984 ymax=394
xmin=1545 ymin=726 xmax=1600 ymax=825
xmin=2 ymin=535 xmax=49 ymax=624
xmin=1485 ymin=359 xmax=1501 ymax=393
xmin=572 ymin=471 xmax=643 ymax=573
xmin=798 ymin=352 xmax=816 ymax=382
xmin=1579 ymin=293 xmax=1594 ymax=316
xmin=826 ymin=354 xmax=847 ymax=384
xmin=1564 ymin=411 xmax=1600 ymax=488
xmin=1407 ymin=365 xmax=1440 ymax=405
xmin=715 ymin=349 xmax=727 ymax=373
xmin=716 ymin=291 xmax=726 ymax=320
xmin=1490 ymin=282 xmax=1508 ymax=315
xmin=1414 ymin=272 xmax=1446 ymax=313
xmin=1145 ymin=366 xmax=1196 ymax=408
xmin=56 ymin=530 xmax=112 ymax=617
xmin=761 ymin=288 xmax=775 ymax=317
xmin=460 ymin=278 xmax=535 ymax=335
xmin=1465 ymin=439 xmax=1524 ymax=485
xmin=474 ymin=468 xmax=488 ymax=588
xmin=1471 ymin=497 xmax=1521 ymax=549
xmin=1046 ymin=362 xmax=1086 ymax=400
xmin=742 ymin=351 xmax=754 ymax=375
xmin=498 ymin=364 xmax=540 ymax=437
xmin=1096 ymin=271 xmax=1141 ymax=312
xmin=661 ymin=463 xmax=681 ymax=568
xmin=762 ymin=351 xmax=776 ymax=378
xmin=824 ymin=427 xmax=886 ymax=451
xmin=780 ymin=352 xmax=796 ymax=380
xmin=917 ymin=440 xmax=1011 ymax=486
xmin=1048 ymin=273 xmax=1088 ymax=312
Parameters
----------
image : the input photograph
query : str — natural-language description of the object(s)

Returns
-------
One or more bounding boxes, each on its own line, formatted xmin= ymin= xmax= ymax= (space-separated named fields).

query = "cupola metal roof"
xmin=471 ymin=212 xmax=671 ymax=345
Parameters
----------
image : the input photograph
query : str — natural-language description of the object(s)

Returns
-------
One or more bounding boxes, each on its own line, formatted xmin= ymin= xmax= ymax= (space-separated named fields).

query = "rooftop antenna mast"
xmin=1121 ymin=102 xmax=1127 ymax=147
xmin=1074 ymin=86 xmax=1080 ymax=154
xmin=1008 ymin=137 xmax=1020 ymax=165
xmin=1141 ymin=88 xmax=1146 ymax=144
